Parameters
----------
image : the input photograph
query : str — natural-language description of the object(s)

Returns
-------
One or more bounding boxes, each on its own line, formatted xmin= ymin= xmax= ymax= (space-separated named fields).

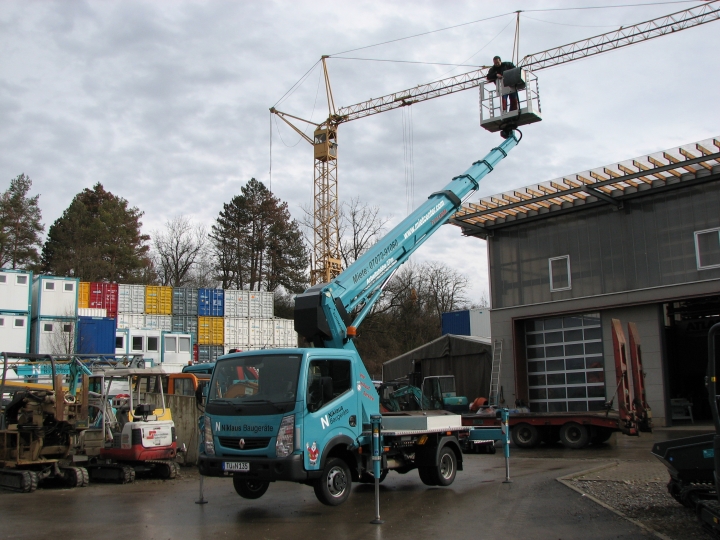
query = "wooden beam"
xmin=634 ymin=159 xmax=668 ymax=181
xmin=618 ymin=163 xmax=653 ymax=184
xmin=680 ymin=148 xmax=712 ymax=170
xmin=649 ymin=155 xmax=681 ymax=177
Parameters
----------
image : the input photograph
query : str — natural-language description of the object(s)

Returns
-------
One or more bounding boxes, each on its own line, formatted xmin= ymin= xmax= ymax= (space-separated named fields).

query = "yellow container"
xmin=145 ymin=286 xmax=172 ymax=315
xmin=198 ymin=316 xmax=224 ymax=345
xmin=78 ymin=282 xmax=90 ymax=308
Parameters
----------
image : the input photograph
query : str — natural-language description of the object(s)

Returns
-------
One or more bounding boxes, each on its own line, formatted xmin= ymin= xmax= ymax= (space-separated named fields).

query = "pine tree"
xmin=0 ymin=174 xmax=44 ymax=269
xmin=41 ymin=183 xmax=151 ymax=282
xmin=210 ymin=178 xmax=309 ymax=292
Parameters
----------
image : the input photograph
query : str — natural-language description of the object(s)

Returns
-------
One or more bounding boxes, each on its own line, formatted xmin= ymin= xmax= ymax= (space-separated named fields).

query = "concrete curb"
xmin=556 ymin=462 xmax=674 ymax=540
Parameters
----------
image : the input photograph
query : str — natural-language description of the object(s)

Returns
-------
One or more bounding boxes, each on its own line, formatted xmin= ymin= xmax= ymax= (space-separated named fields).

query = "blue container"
xmin=441 ymin=310 xmax=470 ymax=336
xmin=77 ymin=316 xmax=116 ymax=354
xmin=198 ymin=288 xmax=224 ymax=317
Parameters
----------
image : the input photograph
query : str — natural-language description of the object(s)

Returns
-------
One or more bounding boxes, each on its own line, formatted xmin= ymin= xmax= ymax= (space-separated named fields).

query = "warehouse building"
xmin=451 ymin=137 xmax=720 ymax=426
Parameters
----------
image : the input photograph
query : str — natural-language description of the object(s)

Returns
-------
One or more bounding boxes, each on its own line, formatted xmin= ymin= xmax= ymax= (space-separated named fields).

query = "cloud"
xmin=0 ymin=0 xmax=718 ymax=303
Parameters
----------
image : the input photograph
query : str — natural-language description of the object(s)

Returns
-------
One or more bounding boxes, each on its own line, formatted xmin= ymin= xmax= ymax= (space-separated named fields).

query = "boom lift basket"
xmin=479 ymin=69 xmax=542 ymax=134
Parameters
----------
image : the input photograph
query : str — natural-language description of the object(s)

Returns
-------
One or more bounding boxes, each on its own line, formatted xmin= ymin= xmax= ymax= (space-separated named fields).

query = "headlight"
xmin=275 ymin=415 xmax=294 ymax=458
xmin=204 ymin=415 xmax=215 ymax=456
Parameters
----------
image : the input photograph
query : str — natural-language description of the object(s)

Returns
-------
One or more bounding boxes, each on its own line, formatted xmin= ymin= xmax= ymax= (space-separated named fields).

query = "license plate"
xmin=223 ymin=462 xmax=250 ymax=472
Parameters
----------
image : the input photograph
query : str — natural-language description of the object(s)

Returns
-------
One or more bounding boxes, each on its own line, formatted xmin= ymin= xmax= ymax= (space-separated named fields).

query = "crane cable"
xmin=401 ymin=107 xmax=415 ymax=216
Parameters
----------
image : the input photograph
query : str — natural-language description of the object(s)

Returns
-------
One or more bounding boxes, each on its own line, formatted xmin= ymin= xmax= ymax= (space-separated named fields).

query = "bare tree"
xmin=423 ymin=261 xmax=469 ymax=319
xmin=339 ymin=197 xmax=390 ymax=267
xmin=152 ymin=216 xmax=209 ymax=287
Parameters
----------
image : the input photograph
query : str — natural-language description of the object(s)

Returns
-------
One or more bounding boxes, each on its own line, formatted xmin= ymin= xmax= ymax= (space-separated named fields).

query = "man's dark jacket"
xmin=486 ymin=61 xmax=516 ymax=82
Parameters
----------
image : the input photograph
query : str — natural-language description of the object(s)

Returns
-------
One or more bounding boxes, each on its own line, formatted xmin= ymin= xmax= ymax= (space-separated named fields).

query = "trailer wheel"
xmin=512 ymin=423 xmax=540 ymax=448
xmin=314 ymin=458 xmax=351 ymax=506
xmin=233 ymin=476 xmax=270 ymax=499
xmin=559 ymin=422 xmax=590 ymax=449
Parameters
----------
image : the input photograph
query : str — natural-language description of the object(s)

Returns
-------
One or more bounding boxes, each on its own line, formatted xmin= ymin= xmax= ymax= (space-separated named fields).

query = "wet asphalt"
xmin=0 ymin=426 xmax=711 ymax=540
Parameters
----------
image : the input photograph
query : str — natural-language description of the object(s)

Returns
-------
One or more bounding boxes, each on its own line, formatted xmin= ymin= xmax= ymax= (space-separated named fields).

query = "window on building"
xmin=549 ymin=256 xmax=571 ymax=292
xmin=116 ymin=336 xmax=125 ymax=349
xmin=147 ymin=336 xmax=159 ymax=352
xmin=164 ymin=336 xmax=177 ymax=353
xmin=43 ymin=323 xmax=53 ymax=332
xmin=0 ymin=275 xmax=6 ymax=283
xmin=16 ymin=275 xmax=27 ymax=285
xmin=695 ymin=228 xmax=720 ymax=270
xmin=179 ymin=337 xmax=191 ymax=353
xmin=525 ymin=313 xmax=605 ymax=413
xmin=64 ymin=282 xmax=75 ymax=292
xmin=45 ymin=282 xmax=55 ymax=290
xmin=132 ymin=336 xmax=144 ymax=351
xmin=62 ymin=324 xmax=73 ymax=333
xmin=14 ymin=318 xmax=25 ymax=327
xmin=0 ymin=318 xmax=4 ymax=326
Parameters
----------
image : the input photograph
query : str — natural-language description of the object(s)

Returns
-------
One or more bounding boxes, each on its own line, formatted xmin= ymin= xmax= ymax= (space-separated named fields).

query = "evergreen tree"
xmin=210 ymin=178 xmax=309 ymax=292
xmin=0 ymin=174 xmax=44 ymax=269
xmin=41 ymin=183 xmax=151 ymax=282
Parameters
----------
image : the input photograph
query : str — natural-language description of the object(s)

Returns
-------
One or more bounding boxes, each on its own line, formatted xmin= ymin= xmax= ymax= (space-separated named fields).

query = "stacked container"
xmin=198 ymin=316 xmax=223 ymax=345
xmin=172 ymin=287 xmax=198 ymax=344
xmin=198 ymin=288 xmax=224 ymax=317
xmin=77 ymin=316 xmax=116 ymax=354
xmin=224 ymin=317 xmax=249 ymax=349
xmin=248 ymin=291 xmax=273 ymax=319
xmin=78 ymin=282 xmax=90 ymax=309
xmin=118 ymin=284 xmax=145 ymax=314
xmin=145 ymin=285 xmax=172 ymax=315
xmin=198 ymin=345 xmax=224 ymax=363
xmin=116 ymin=313 xmax=171 ymax=331
xmin=89 ymin=282 xmax=119 ymax=318
xmin=0 ymin=270 xmax=32 ymax=353
xmin=224 ymin=290 xmax=248 ymax=318
xmin=31 ymin=275 xmax=79 ymax=354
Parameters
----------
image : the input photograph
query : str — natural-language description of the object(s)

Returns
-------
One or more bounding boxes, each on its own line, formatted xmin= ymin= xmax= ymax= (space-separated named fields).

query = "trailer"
xmin=463 ymin=319 xmax=652 ymax=449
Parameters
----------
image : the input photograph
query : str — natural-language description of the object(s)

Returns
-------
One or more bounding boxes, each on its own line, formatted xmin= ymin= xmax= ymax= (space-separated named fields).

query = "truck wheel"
xmin=512 ymin=423 xmax=540 ymax=448
xmin=313 ymin=458 xmax=351 ymax=506
xmin=559 ymin=423 xmax=590 ymax=449
xmin=418 ymin=446 xmax=457 ymax=486
xmin=233 ymin=476 xmax=269 ymax=499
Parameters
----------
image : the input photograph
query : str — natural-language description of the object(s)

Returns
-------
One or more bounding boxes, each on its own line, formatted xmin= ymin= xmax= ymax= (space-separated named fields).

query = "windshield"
xmin=208 ymin=354 xmax=301 ymax=409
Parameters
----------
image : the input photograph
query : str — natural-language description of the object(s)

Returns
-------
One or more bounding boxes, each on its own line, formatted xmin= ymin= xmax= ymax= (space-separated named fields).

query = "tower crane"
xmin=271 ymin=1 xmax=720 ymax=285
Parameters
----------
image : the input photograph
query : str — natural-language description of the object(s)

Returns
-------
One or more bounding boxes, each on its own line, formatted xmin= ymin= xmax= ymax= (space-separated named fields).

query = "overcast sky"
xmin=1 ymin=0 xmax=718 ymax=303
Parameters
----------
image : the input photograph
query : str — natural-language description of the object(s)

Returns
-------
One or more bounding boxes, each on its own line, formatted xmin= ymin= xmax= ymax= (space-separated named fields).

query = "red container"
xmin=89 ymin=282 xmax=119 ymax=318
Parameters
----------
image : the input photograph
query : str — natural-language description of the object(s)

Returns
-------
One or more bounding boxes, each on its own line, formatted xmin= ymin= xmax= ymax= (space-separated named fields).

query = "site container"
xmin=224 ymin=290 xmax=248 ymax=318
xmin=161 ymin=332 xmax=193 ymax=373
xmin=248 ymin=318 xmax=275 ymax=347
xmin=441 ymin=308 xmax=491 ymax=339
xmin=172 ymin=315 xmax=198 ymax=343
xmin=78 ymin=308 xmax=107 ymax=317
xmin=143 ymin=315 xmax=172 ymax=332
xmin=0 ymin=312 xmax=30 ymax=353
xmin=198 ymin=316 xmax=223 ymax=345
xmin=145 ymin=285 xmax=172 ymax=315
xmin=273 ymin=318 xmax=296 ymax=347
xmin=31 ymin=276 xmax=79 ymax=319
xmin=0 ymin=270 xmax=31 ymax=314
xmin=224 ymin=317 xmax=249 ymax=348
xmin=198 ymin=288 xmax=224 ymax=317
xmin=118 ymin=284 xmax=145 ymax=314
xmin=248 ymin=291 xmax=273 ymax=318
xmin=78 ymin=282 xmax=90 ymax=309
xmin=123 ymin=328 xmax=161 ymax=366
xmin=89 ymin=282 xmax=119 ymax=318
xmin=76 ymin=316 xmax=116 ymax=354
xmin=198 ymin=345 xmax=223 ymax=363
xmin=30 ymin=317 xmax=76 ymax=355
xmin=172 ymin=287 xmax=198 ymax=316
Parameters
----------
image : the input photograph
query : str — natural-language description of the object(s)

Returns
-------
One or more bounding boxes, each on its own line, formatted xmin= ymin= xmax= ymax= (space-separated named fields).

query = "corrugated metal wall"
xmin=489 ymin=181 xmax=720 ymax=309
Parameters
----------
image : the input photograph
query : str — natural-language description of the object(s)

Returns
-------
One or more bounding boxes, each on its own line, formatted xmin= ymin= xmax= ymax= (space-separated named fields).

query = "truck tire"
xmin=559 ymin=422 xmax=590 ymax=449
xmin=511 ymin=423 xmax=540 ymax=448
xmin=313 ymin=458 xmax=351 ymax=506
xmin=421 ymin=446 xmax=457 ymax=487
xmin=233 ymin=476 xmax=269 ymax=499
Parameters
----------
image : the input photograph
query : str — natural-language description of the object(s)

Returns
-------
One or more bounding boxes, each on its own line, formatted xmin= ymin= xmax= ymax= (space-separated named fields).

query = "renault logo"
xmin=239 ymin=438 xmax=245 ymax=449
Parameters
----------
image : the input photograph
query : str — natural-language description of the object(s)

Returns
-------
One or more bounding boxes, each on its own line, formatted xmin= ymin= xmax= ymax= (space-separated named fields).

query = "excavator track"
xmin=61 ymin=466 xmax=90 ymax=488
xmin=87 ymin=463 xmax=136 ymax=484
xmin=0 ymin=469 xmax=39 ymax=493
xmin=147 ymin=460 xmax=179 ymax=479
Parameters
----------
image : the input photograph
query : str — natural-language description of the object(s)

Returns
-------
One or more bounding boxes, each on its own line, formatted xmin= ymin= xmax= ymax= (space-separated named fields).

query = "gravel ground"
xmin=571 ymin=479 xmax=710 ymax=539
